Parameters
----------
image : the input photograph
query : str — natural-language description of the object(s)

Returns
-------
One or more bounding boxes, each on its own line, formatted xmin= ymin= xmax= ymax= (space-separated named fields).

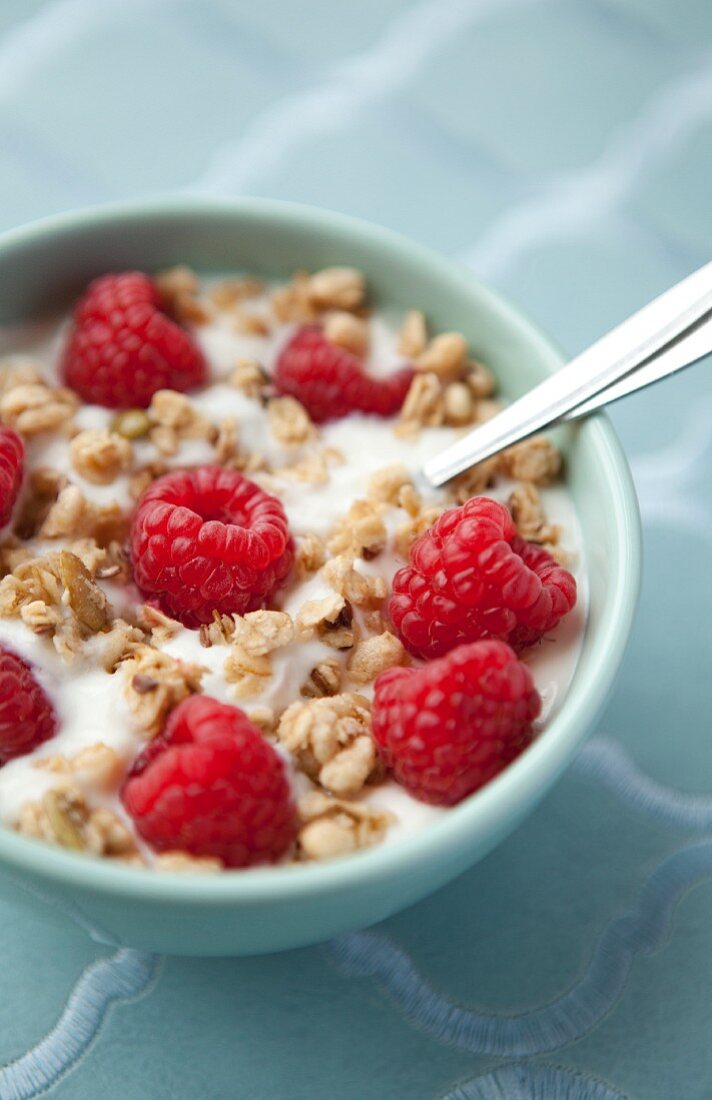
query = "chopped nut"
xmin=122 ymin=645 xmax=205 ymax=732
xmin=443 ymin=381 xmax=475 ymax=426
xmin=231 ymin=610 xmax=294 ymax=656
xmin=320 ymin=613 xmax=356 ymax=652
xmin=96 ymin=617 xmax=143 ymax=671
xmin=347 ymin=632 xmax=406 ymax=684
xmin=297 ymin=791 xmax=393 ymax=860
xmin=397 ymin=310 xmax=428 ymax=358
xmin=416 ymin=332 xmax=468 ymax=380
xmin=367 ymin=467 xmax=421 ymax=516
xmin=174 ymin=294 xmax=212 ymax=325
xmin=213 ymin=417 xmax=242 ymax=466
xmin=42 ymin=788 xmax=86 ymax=851
xmin=296 ymin=593 xmax=349 ymax=639
xmin=465 ymin=359 xmax=496 ymax=398
xmin=507 ymin=481 xmax=561 ymax=545
xmin=267 ymin=396 xmax=315 ymax=446
xmin=13 ymin=467 xmax=67 ymax=540
xmin=397 ymin=483 xmax=422 ymax=517
xmin=295 ymin=532 xmax=326 ymax=577
xmin=308 ymin=267 xmax=365 ymax=312
xmin=199 ymin=610 xmax=238 ymax=648
xmin=393 ymin=506 xmax=444 ymax=559
xmin=322 ymin=555 xmax=387 ymax=607
xmin=301 ymin=658 xmax=341 ymax=698
xmin=368 ymin=464 xmax=412 ymax=505
xmin=52 ymin=616 xmax=86 ymax=663
xmin=70 ymin=429 xmax=133 ymax=485
xmin=156 ymin=266 xmax=211 ymax=325
xmin=275 ymin=451 xmax=329 ymax=486
xmin=155 ymin=264 xmax=198 ymax=305
xmin=229 ymin=359 xmax=269 ymax=398
xmin=68 ymin=743 xmax=124 ymax=790
xmin=137 ymin=604 xmax=181 ymax=646
xmin=398 ymin=372 xmax=444 ymax=431
xmin=148 ymin=389 xmax=214 ymax=456
xmin=111 ymin=408 xmax=151 ymax=440
xmin=450 ymin=456 xmax=501 ymax=504
xmin=0 ymin=555 xmax=61 ymax=618
xmin=327 ymin=499 xmax=386 ymax=558
xmin=278 ymin=693 xmax=376 ymax=796
xmin=18 ymin=788 xmax=136 ymax=857
xmin=40 ymin=486 xmax=125 ymax=544
xmin=20 ymin=599 xmax=61 ymax=634
xmin=271 ymin=272 xmax=316 ymax=324
xmin=501 ymin=436 xmax=561 ymax=485
xmin=129 ymin=461 xmax=168 ymax=502
xmin=209 ymin=277 xmax=264 ymax=309
xmin=246 ymin=706 xmax=276 ymax=733
xmin=0 ymin=382 xmax=77 ymax=434
xmin=85 ymin=808 xmax=136 ymax=856
xmin=323 ymin=311 xmax=369 ymax=356
xmin=224 ymin=645 xmax=272 ymax=699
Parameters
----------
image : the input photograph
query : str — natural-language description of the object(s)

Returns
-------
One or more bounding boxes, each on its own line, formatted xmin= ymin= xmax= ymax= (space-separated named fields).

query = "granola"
xmin=277 ymin=693 xmax=377 ymax=797
xmin=0 ymin=265 xmax=581 ymax=872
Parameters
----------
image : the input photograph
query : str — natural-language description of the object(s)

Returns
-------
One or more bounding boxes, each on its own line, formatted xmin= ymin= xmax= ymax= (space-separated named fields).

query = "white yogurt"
xmin=0 ymin=280 xmax=588 ymax=854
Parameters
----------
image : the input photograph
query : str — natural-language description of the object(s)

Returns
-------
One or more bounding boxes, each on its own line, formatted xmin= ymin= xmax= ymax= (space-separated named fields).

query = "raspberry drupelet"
xmin=389 ymin=496 xmax=577 ymax=660
xmin=0 ymin=427 xmax=24 ymax=528
xmin=274 ymin=324 xmax=413 ymax=423
xmin=61 ymin=271 xmax=206 ymax=408
xmin=121 ymin=695 xmax=296 ymax=866
xmin=0 ymin=647 xmax=57 ymax=765
xmin=130 ymin=466 xmax=294 ymax=628
xmin=372 ymin=640 xmax=540 ymax=805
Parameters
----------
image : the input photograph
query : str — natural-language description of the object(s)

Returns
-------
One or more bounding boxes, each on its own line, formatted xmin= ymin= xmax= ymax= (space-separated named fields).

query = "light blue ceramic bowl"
xmin=0 ymin=199 xmax=641 ymax=956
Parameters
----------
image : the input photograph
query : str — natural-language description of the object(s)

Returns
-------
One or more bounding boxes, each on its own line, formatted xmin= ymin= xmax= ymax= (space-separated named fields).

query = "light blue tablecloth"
xmin=0 ymin=2 xmax=710 ymax=1096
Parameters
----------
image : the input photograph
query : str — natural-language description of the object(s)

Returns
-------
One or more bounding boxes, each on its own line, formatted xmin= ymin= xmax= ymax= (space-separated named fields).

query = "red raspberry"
xmin=61 ymin=271 xmax=206 ymax=408
xmin=390 ymin=496 xmax=577 ymax=659
xmin=130 ymin=466 xmax=294 ymax=628
xmin=274 ymin=325 xmax=413 ymax=423
xmin=0 ymin=427 xmax=24 ymax=528
xmin=372 ymin=640 xmax=540 ymax=805
xmin=121 ymin=695 xmax=296 ymax=866
xmin=0 ymin=647 xmax=57 ymax=764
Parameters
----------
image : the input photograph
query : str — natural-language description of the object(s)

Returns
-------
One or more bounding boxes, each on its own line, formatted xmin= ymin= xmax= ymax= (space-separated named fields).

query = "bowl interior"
xmin=0 ymin=199 xmax=641 ymax=906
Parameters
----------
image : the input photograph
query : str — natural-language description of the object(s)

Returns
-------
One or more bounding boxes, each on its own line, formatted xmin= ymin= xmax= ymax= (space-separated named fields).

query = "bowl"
xmin=0 ymin=198 xmax=641 ymax=955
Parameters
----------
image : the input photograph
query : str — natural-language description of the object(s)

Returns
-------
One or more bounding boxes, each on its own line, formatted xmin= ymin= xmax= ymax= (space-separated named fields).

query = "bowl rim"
xmin=0 ymin=196 xmax=642 ymax=904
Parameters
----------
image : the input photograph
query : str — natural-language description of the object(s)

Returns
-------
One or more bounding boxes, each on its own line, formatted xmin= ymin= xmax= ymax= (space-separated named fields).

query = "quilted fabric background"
xmin=0 ymin=1 xmax=710 ymax=1097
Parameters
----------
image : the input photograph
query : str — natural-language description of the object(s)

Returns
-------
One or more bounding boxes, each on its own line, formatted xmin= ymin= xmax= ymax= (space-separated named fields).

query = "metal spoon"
xmin=423 ymin=261 xmax=712 ymax=488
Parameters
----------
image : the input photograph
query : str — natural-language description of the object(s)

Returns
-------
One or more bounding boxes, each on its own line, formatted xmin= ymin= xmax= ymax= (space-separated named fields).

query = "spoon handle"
xmin=562 ymin=308 xmax=712 ymax=420
xmin=423 ymin=261 xmax=712 ymax=487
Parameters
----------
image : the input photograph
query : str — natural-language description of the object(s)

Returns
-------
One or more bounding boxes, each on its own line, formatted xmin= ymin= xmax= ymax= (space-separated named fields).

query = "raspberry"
xmin=0 ymin=647 xmax=57 ymax=764
xmin=130 ymin=466 xmax=294 ymax=628
xmin=0 ymin=427 xmax=24 ymax=528
xmin=372 ymin=640 xmax=540 ymax=805
xmin=61 ymin=271 xmax=206 ymax=408
xmin=121 ymin=695 xmax=296 ymax=866
xmin=274 ymin=325 xmax=413 ymax=423
xmin=390 ymin=496 xmax=577 ymax=660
